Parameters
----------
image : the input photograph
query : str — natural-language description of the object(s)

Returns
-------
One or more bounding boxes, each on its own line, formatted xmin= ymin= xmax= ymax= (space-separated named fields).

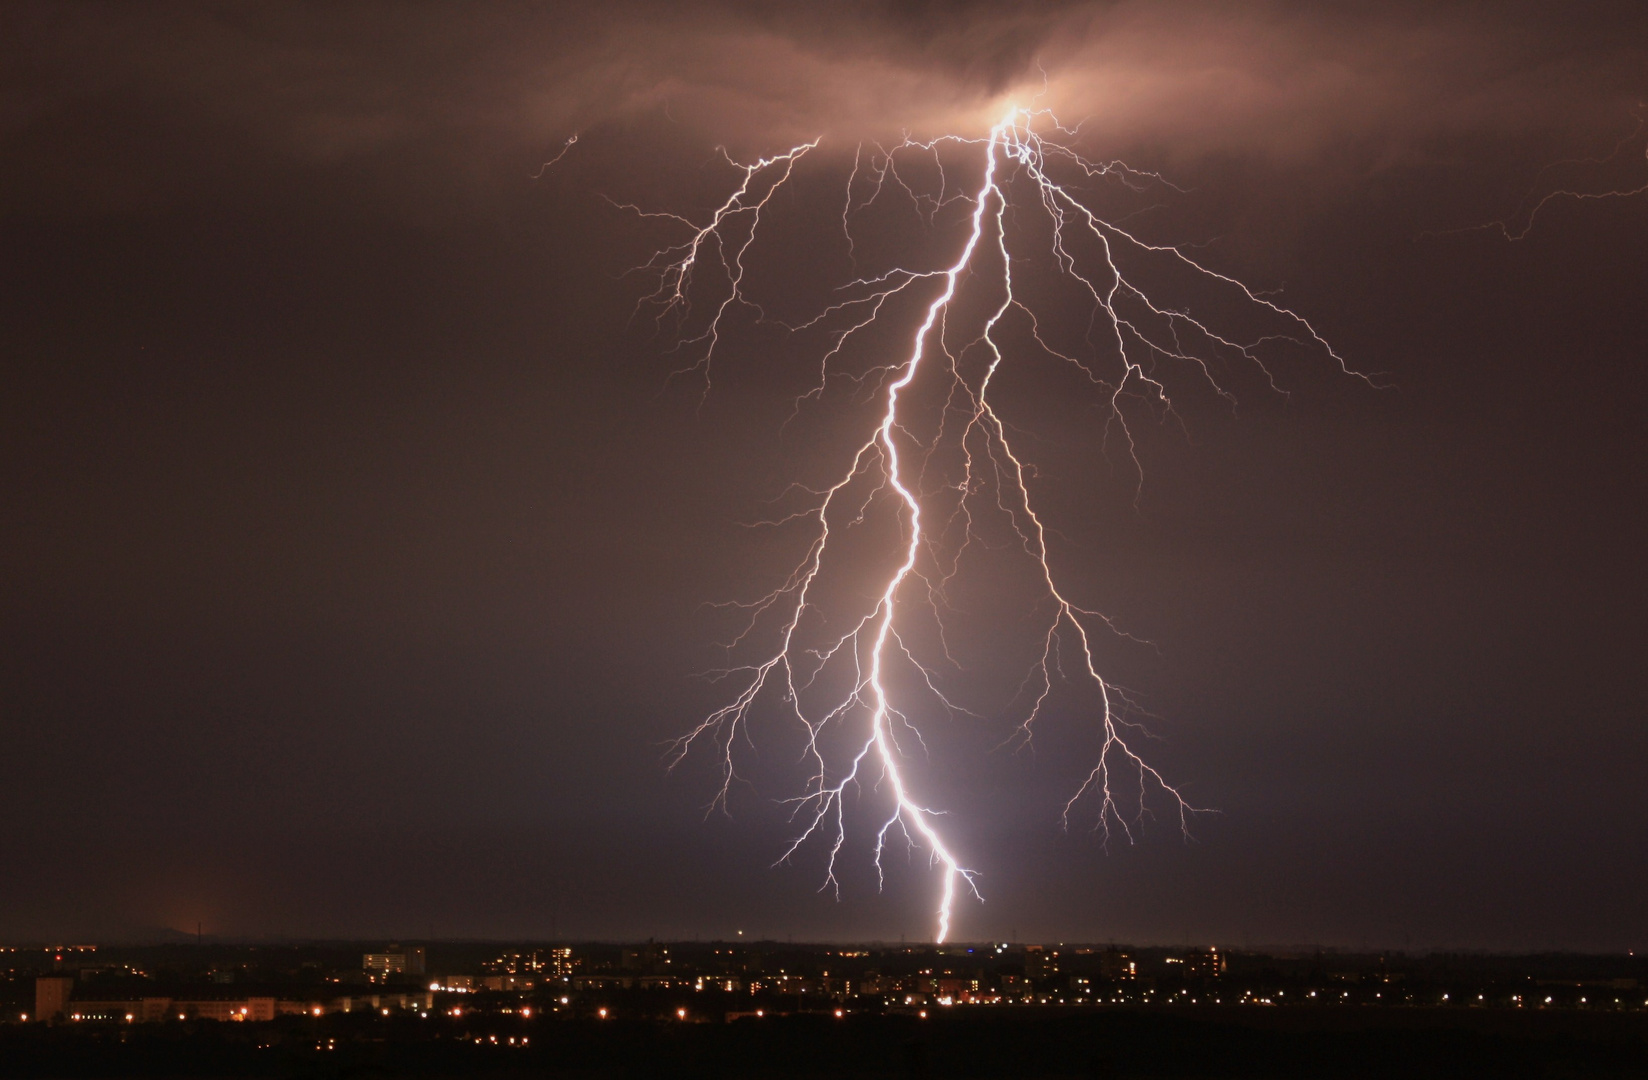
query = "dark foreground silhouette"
xmin=4 ymin=1006 xmax=1647 ymax=1079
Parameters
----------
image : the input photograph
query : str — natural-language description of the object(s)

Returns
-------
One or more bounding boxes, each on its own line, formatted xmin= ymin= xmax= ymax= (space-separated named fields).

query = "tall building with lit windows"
xmin=1099 ymin=949 xmax=1137 ymax=981
xmin=1023 ymin=946 xmax=1060 ymax=980
xmin=1185 ymin=947 xmax=1226 ymax=978
xmin=363 ymin=946 xmax=426 ymax=976
xmin=35 ymin=976 xmax=74 ymax=1022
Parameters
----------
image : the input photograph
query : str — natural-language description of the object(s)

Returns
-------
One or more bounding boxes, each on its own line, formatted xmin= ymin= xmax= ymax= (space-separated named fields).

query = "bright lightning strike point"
xmin=626 ymin=106 xmax=1359 ymax=943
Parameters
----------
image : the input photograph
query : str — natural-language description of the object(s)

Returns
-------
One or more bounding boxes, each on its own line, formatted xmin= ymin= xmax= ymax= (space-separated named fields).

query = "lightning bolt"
xmin=1493 ymin=118 xmax=1648 ymax=241
xmin=1429 ymin=108 xmax=1648 ymax=242
xmin=532 ymin=133 xmax=580 ymax=179
xmin=623 ymin=107 xmax=1359 ymax=943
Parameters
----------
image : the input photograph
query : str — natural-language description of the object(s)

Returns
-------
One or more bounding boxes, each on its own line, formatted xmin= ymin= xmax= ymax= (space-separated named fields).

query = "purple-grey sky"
xmin=2 ymin=1 xmax=1645 ymax=948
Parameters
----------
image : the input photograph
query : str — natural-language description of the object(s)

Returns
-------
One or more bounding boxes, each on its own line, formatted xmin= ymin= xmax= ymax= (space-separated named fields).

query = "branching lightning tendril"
xmin=1430 ymin=108 xmax=1648 ymax=242
xmin=614 ymin=108 xmax=1362 ymax=943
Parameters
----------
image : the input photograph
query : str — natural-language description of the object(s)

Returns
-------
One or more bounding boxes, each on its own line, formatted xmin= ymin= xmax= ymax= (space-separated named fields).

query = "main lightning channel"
xmin=854 ymin=114 xmax=1005 ymax=943
xmin=632 ymin=106 xmax=1352 ymax=942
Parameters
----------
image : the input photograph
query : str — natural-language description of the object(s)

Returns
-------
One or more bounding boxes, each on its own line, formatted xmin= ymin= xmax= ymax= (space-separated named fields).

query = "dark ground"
xmin=4 ymin=1007 xmax=1647 ymax=1079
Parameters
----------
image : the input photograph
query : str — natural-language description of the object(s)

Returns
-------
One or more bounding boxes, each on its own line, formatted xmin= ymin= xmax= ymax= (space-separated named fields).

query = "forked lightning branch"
xmin=610 ymin=107 xmax=1356 ymax=942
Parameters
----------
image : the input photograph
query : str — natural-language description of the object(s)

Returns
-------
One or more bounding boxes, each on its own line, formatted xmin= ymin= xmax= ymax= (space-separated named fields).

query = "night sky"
xmin=3 ymin=2 xmax=1645 ymax=950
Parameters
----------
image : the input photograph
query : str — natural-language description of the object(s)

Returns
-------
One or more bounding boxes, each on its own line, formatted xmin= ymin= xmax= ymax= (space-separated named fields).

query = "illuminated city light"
xmin=632 ymin=107 xmax=1360 ymax=941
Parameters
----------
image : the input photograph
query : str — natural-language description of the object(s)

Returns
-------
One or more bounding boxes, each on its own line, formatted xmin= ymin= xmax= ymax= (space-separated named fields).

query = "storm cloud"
xmin=5 ymin=2 xmax=1645 ymax=213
